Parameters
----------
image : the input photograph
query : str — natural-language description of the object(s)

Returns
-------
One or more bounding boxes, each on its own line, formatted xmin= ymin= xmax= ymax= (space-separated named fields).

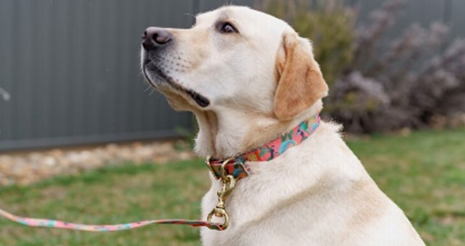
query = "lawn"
xmin=1 ymin=129 xmax=465 ymax=246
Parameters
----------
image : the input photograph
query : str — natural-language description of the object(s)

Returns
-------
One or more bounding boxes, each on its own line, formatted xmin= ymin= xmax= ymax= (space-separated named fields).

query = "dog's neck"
xmin=193 ymin=101 xmax=323 ymax=158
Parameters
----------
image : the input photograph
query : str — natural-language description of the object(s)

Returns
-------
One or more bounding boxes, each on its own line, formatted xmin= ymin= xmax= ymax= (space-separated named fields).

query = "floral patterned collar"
xmin=206 ymin=114 xmax=321 ymax=180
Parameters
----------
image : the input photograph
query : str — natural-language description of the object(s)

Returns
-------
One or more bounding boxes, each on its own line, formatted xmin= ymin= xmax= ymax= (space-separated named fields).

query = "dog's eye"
xmin=219 ymin=22 xmax=237 ymax=34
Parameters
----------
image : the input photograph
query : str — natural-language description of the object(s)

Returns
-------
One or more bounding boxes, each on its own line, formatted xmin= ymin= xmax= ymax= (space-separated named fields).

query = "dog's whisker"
xmin=144 ymin=86 xmax=152 ymax=92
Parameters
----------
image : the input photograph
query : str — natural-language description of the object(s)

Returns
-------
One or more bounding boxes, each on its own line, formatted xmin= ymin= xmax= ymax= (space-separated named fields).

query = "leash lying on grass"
xmin=0 ymin=115 xmax=320 ymax=233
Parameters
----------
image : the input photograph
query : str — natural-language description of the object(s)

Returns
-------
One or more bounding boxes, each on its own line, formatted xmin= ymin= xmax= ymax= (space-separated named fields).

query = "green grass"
xmin=348 ymin=129 xmax=465 ymax=245
xmin=1 ymin=129 xmax=465 ymax=245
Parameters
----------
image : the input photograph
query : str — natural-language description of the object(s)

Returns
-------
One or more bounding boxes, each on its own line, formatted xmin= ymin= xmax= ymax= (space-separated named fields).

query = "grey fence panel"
xmin=0 ymin=0 xmax=463 ymax=151
xmin=0 ymin=0 xmax=196 ymax=151
xmin=451 ymin=0 xmax=465 ymax=40
xmin=352 ymin=0 xmax=464 ymax=40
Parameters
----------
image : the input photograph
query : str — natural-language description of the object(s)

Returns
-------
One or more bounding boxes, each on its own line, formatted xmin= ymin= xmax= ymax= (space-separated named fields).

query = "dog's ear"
xmin=274 ymin=31 xmax=328 ymax=121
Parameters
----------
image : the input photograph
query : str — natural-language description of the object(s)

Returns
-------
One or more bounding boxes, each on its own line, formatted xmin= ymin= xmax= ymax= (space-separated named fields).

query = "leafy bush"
xmin=258 ymin=0 xmax=356 ymax=85
xmin=327 ymin=0 xmax=465 ymax=133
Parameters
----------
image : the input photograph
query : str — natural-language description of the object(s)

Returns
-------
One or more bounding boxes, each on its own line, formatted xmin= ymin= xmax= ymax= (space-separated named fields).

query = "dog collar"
xmin=207 ymin=114 xmax=321 ymax=180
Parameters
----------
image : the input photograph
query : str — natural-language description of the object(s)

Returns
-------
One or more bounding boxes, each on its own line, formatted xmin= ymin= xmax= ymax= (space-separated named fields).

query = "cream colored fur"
xmin=140 ymin=6 xmax=425 ymax=246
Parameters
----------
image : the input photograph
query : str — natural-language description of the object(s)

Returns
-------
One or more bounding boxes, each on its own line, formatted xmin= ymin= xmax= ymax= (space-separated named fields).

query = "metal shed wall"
xmin=0 ymin=0 xmax=253 ymax=151
xmin=1 ymin=0 xmax=463 ymax=151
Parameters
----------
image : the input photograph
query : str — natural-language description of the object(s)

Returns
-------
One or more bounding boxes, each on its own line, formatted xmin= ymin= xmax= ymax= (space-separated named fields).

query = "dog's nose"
xmin=142 ymin=27 xmax=172 ymax=50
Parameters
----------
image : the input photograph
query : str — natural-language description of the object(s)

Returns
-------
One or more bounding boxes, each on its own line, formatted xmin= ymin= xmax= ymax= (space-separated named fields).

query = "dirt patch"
xmin=0 ymin=140 xmax=194 ymax=186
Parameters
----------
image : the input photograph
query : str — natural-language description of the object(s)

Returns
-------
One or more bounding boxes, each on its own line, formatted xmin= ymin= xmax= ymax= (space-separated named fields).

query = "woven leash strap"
xmin=0 ymin=208 xmax=223 ymax=232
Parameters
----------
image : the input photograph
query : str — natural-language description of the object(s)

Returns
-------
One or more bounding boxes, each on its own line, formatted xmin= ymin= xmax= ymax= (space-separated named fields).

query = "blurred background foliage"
xmin=259 ymin=0 xmax=465 ymax=134
xmin=259 ymin=0 xmax=355 ymax=86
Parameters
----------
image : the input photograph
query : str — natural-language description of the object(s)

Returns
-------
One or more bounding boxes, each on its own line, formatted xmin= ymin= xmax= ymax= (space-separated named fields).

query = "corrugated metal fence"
xmin=0 ymin=0 xmax=252 ymax=151
xmin=0 ymin=0 xmax=463 ymax=151
xmin=354 ymin=0 xmax=465 ymax=42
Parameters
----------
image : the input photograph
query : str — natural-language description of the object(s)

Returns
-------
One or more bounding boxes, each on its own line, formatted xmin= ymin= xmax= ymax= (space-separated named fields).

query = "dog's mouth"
xmin=142 ymin=59 xmax=210 ymax=108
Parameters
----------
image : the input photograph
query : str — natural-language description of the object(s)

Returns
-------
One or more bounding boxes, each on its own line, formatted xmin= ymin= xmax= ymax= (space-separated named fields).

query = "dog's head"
xmin=141 ymin=6 xmax=328 ymax=156
xmin=141 ymin=6 xmax=328 ymax=121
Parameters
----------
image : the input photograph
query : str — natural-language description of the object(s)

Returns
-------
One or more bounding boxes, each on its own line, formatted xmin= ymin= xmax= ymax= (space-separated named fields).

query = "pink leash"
xmin=0 ymin=207 xmax=223 ymax=232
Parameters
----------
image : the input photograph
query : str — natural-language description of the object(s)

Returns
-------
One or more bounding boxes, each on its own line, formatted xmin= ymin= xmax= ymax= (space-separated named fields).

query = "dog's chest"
xmin=199 ymin=184 xmax=346 ymax=246
xmin=198 ymin=169 xmax=342 ymax=246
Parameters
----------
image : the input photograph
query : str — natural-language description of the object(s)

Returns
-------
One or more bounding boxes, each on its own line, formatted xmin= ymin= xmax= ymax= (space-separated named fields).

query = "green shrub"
xmin=258 ymin=0 xmax=356 ymax=86
xmin=327 ymin=0 xmax=465 ymax=133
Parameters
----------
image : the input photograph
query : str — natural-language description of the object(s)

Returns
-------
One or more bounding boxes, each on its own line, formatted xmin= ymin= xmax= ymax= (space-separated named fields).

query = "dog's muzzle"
xmin=140 ymin=27 xmax=211 ymax=108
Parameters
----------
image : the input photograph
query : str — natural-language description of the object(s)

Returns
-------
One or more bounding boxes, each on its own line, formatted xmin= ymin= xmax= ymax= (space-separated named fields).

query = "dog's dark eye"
xmin=219 ymin=22 xmax=237 ymax=34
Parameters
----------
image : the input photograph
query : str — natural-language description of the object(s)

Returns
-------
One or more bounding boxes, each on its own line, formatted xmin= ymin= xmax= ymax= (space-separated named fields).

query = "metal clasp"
xmin=206 ymin=158 xmax=236 ymax=230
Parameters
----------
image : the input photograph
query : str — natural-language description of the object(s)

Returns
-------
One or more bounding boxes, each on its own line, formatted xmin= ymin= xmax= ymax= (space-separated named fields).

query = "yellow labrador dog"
xmin=140 ymin=6 xmax=425 ymax=246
